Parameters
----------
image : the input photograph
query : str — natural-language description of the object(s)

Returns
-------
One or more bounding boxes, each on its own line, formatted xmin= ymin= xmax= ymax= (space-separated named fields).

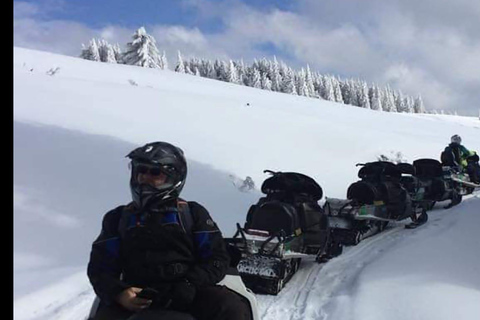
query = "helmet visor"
xmin=131 ymin=162 xmax=179 ymax=190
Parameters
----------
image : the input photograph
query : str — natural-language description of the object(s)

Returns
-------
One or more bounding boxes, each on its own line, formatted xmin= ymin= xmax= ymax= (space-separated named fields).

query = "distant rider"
xmin=442 ymin=134 xmax=480 ymax=184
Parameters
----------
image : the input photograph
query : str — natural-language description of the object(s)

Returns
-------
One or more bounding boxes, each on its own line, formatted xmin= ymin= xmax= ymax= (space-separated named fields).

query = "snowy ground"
xmin=13 ymin=47 xmax=480 ymax=320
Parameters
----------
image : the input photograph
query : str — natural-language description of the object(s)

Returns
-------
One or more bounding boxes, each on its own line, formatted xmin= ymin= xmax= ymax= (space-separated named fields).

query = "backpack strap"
xmin=117 ymin=200 xmax=194 ymax=236
xmin=177 ymin=199 xmax=194 ymax=235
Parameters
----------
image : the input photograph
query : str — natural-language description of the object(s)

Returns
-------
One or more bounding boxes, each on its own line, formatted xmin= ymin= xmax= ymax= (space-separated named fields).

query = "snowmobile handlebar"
xmin=259 ymin=230 xmax=286 ymax=255
xmin=263 ymin=170 xmax=279 ymax=175
xmin=231 ymin=223 xmax=292 ymax=256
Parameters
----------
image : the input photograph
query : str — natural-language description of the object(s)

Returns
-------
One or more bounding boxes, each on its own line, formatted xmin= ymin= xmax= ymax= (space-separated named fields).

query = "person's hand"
xmin=116 ymin=287 xmax=152 ymax=312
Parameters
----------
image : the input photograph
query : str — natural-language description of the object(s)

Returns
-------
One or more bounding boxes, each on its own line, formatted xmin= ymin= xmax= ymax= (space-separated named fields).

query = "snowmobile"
xmin=414 ymin=157 xmax=480 ymax=209
xmin=87 ymin=266 xmax=260 ymax=320
xmin=225 ymin=170 xmax=341 ymax=295
xmin=324 ymin=161 xmax=430 ymax=246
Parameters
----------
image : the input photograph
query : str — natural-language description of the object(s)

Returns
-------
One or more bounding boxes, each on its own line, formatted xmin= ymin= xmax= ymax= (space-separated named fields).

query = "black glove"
xmin=169 ymin=279 xmax=197 ymax=311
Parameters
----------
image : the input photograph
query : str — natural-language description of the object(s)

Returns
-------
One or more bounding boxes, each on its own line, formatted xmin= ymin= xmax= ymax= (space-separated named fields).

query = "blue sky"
xmin=13 ymin=0 xmax=480 ymax=116
xmin=14 ymin=0 xmax=294 ymax=32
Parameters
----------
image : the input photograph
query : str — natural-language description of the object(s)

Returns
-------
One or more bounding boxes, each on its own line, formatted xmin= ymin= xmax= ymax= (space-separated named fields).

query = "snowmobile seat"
xmin=381 ymin=181 xmax=409 ymax=218
xmin=413 ymin=159 xmax=444 ymax=178
xmin=412 ymin=159 xmax=450 ymax=201
xmin=400 ymin=176 xmax=419 ymax=194
xmin=397 ymin=163 xmax=419 ymax=194
xmin=297 ymin=202 xmax=329 ymax=250
xmin=357 ymin=161 xmax=401 ymax=182
xmin=245 ymin=201 xmax=301 ymax=236
xmin=396 ymin=163 xmax=416 ymax=175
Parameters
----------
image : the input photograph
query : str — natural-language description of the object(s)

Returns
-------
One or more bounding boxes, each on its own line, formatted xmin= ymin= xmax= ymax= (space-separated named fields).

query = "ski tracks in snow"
xmin=257 ymin=224 xmax=415 ymax=320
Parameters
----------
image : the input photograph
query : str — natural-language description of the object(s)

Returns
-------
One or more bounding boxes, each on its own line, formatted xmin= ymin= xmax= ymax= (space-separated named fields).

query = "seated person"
xmin=442 ymin=134 xmax=479 ymax=184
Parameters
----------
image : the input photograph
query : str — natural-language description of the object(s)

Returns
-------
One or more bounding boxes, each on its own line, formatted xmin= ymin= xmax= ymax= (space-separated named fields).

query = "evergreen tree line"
xmin=80 ymin=27 xmax=426 ymax=114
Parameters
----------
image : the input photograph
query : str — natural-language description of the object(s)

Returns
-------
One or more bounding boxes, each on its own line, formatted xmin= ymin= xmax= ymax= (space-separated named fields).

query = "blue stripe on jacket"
xmin=162 ymin=212 xmax=180 ymax=225
xmin=194 ymin=232 xmax=212 ymax=259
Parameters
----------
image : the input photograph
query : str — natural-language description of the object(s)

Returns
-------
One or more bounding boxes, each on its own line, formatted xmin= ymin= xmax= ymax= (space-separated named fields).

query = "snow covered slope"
xmin=14 ymin=47 xmax=480 ymax=320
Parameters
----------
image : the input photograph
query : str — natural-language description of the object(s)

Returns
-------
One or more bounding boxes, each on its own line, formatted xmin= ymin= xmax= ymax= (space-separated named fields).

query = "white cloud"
xmin=198 ymin=0 xmax=480 ymax=114
xmin=14 ymin=186 xmax=81 ymax=229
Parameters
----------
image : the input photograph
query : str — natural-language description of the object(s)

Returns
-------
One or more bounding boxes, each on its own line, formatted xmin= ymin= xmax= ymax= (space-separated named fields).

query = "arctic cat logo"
xmin=145 ymin=146 xmax=153 ymax=152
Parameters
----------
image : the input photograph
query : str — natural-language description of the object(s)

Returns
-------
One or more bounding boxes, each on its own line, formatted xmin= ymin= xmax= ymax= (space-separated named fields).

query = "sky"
xmin=13 ymin=0 xmax=480 ymax=116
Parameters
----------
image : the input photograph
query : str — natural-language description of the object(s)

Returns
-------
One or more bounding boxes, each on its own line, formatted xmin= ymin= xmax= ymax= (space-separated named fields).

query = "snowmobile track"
xmin=257 ymin=224 xmax=410 ymax=320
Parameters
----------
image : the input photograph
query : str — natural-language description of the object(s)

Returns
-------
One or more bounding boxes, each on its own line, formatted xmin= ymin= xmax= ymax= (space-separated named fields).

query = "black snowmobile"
xmin=324 ymin=161 xmax=430 ymax=246
xmin=415 ymin=157 xmax=479 ymax=209
xmin=225 ymin=170 xmax=341 ymax=295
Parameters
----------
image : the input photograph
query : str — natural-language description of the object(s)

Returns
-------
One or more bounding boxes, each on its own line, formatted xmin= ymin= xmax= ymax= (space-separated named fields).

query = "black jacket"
xmin=87 ymin=199 xmax=230 ymax=305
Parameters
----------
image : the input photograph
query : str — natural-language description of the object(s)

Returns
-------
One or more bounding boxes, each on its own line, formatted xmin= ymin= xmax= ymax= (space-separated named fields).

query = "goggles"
xmin=132 ymin=162 xmax=177 ymax=178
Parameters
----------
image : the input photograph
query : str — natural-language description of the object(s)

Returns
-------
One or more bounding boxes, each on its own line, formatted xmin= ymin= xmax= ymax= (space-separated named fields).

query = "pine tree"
xmin=80 ymin=39 xmax=100 ymax=62
xmin=358 ymin=81 xmax=371 ymax=109
xmin=269 ymin=57 xmax=281 ymax=92
xmin=394 ymin=90 xmax=406 ymax=112
xmin=331 ymin=76 xmax=344 ymax=103
xmin=322 ymin=76 xmax=335 ymax=101
xmin=203 ymin=60 xmax=216 ymax=79
xmin=122 ymin=27 xmax=162 ymax=68
xmin=175 ymin=51 xmax=186 ymax=73
xmin=112 ymin=44 xmax=123 ymax=64
xmin=280 ymin=67 xmax=297 ymax=95
xmin=404 ymin=96 xmax=414 ymax=113
xmin=226 ymin=60 xmax=240 ymax=84
xmin=97 ymin=39 xmax=117 ymax=63
xmin=237 ymin=60 xmax=246 ymax=85
xmin=382 ymin=86 xmax=396 ymax=112
xmin=194 ymin=67 xmax=201 ymax=76
xmin=261 ymin=73 xmax=272 ymax=90
xmin=340 ymin=79 xmax=352 ymax=105
xmin=413 ymin=95 xmax=425 ymax=113
xmin=370 ymin=85 xmax=383 ymax=111
xmin=295 ymin=69 xmax=309 ymax=97
xmin=304 ymin=65 xmax=316 ymax=98
xmin=250 ymin=68 xmax=262 ymax=88
xmin=159 ymin=51 xmax=168 ymax=70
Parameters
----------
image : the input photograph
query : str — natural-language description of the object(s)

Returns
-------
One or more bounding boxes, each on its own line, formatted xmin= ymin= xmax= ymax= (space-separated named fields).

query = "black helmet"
xmin=126 ymin=142 xmax=187 ymax=208
xmin=451 ymin=134 xmax=462 ymax=145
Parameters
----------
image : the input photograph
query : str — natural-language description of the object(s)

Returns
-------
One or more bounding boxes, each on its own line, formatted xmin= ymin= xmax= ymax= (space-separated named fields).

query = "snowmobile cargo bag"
xmin=245 ymin=201 xmax=301 ymax=235
xmin=347 ymin=181 xmax=381 ymax=204
xmin=357 ymin=162 xmax=402 ymax=181
xmin=413 ymin=159 xmax=444 ymax=178
xmin=261 ymin=172 xmax=323 ymax=201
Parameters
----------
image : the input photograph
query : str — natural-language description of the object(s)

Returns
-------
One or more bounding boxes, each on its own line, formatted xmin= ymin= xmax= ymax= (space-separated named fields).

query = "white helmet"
xmin=451 ymin=134 xmax=462 ymax=144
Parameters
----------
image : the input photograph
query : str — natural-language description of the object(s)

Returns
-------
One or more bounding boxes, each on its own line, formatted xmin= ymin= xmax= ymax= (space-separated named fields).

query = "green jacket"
xmin=447 ymin=143 xmax=475 ymax=168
